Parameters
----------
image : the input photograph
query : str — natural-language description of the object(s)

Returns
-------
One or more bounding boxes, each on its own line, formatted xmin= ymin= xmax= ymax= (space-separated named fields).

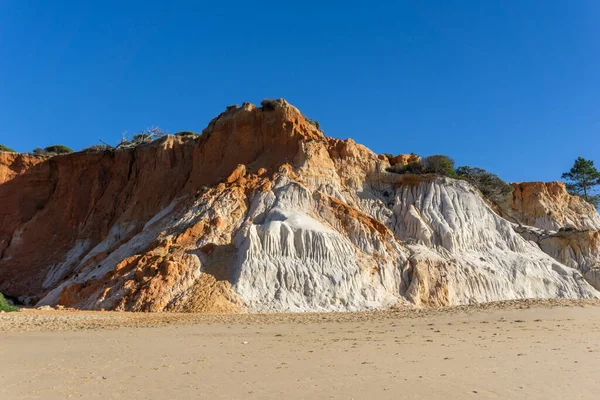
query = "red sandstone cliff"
xmin=1 ymin=100 xmax=599 ymax=311
xmin=0 ymin=100 xmax=322 ymax=304
xmin=0 ymin=152 xmax=46 ymax=184
xmin=507 ymin=181 xmax=600 ymax=231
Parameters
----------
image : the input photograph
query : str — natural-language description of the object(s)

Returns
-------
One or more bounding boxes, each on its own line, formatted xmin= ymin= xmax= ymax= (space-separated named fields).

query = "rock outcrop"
xmin=507 ymin=182 xmax=600 ymax=231
xmin=505 ymin=181 xmax=600 ymax=291
xmin=381 ymin=153 xmax=421 ymax=166
xmin=1 ymin=99 xmax=599 ymax=312
xmin=0 ymin=152 xmax=45 ymax=184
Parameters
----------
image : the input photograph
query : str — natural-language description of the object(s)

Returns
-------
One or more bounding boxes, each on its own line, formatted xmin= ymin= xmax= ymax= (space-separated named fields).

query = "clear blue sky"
xmin=1 ymin=1 xmax=598 ymax=182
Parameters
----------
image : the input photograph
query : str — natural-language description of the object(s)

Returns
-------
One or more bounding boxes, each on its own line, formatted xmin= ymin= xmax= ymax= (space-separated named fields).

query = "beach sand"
xmin=1 ymin=299 xmax=600 ymax=399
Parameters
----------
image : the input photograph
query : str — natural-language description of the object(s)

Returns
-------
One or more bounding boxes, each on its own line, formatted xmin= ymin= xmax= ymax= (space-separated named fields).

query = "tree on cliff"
xmin=455 ymin=166 xmax=513 ymax=204
xmin=562 ymin=157 xmax=600 ymax=208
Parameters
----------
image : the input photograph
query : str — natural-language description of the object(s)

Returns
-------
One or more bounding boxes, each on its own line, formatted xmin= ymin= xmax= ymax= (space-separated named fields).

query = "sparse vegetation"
xmin=175 ymin=131 xmax=199 ymax=137
xmin=113 ymin=127 xmax=165 ymax=150
xmin=261 ymin=99 xmax=279 ymax=111
xmin=455 ymin=166 xmax=514 ymax=203
xmin=0 ymin=292 xmax=19 ymax=312
xmin=386 ymin=154 xmax=454 ymax=177
xmin=562 ymin=157 xmax=600 ymax=208
xmin=385 ymin=154 xmax=512 ymax=202
xmin=33 ymin=145 xmax=74 ymax=156
xmin=132 ymin=133 xmax=152 ymax=143
xmin=307 ymin=118 xmax=321 ymax=131
xmin=45 ymin=145 xmax=74 ymax=154
xmin=0 ymin=144 xmax=15 ymax=152
xmin=382 ymin=153 xmax=394 ymax=162
xmin=387 ymin=161 xmax=425 ymax=175
xmin=80 ymin=127 xmax=167 ymax=153
xmin=82 ymin=144 xmax=113 ymax=152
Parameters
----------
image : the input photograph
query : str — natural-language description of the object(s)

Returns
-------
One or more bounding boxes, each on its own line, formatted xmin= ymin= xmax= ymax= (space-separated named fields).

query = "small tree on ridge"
xmin=562 ymin=157 xmax=600 ymax=208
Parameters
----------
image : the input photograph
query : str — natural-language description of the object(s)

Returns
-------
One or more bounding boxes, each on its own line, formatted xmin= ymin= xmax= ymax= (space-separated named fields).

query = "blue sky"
xmin=1 ymin=1 xmax=598 ymax=182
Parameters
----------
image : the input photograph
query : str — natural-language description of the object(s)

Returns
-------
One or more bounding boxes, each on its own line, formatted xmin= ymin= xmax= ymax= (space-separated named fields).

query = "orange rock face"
xmin=0 ymin=152 xmax=46 ymax=184
xmin=506 ymin=181 xmax=600 ymax=291
xmin=507 ymin=182 xmax=600 ymax=231
xmin=377 ymin=153 xmax=421 ymax=165
xmin=389 ymin=154 xmax=421 ymax=166
xmin=0 ymin=100 xmax=324 ymax=307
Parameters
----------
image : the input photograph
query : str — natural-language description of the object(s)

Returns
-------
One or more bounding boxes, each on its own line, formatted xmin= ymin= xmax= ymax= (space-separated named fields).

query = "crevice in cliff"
xmin=45 ymin=159 xmax=60 ymax=203
xmin=0 ymin=231 xmax=14 ymax=260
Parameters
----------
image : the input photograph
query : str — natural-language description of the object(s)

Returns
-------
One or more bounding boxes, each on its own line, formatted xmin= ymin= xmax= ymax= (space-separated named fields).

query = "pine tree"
xmin=561 ymin=157 xmax=600 ymax=208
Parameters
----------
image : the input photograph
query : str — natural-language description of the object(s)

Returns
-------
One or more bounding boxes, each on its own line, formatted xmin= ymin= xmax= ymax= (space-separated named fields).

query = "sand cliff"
xmin=1 ymin=99 xmax=599 ymax=311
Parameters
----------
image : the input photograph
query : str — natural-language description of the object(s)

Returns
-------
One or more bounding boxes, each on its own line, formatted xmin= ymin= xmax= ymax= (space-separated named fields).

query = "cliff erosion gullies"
xmin=0 ymin=100 xmax=598 ymax=312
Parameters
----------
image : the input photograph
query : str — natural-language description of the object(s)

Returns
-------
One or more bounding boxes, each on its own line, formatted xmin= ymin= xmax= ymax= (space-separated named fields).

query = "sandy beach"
xmin=2 ymin=299 xmax=600 ymax=399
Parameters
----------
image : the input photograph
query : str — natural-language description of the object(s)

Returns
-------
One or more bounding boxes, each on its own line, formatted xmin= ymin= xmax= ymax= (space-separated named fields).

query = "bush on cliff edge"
xmin=455 ymin=166 xmax=514 ymax=204
xmin=0 ymin=144 xmax=16 ymax=152
xmin=33 ymin=145 xmax=74 ymax=156
xmin=386 ymin=155 xmax=455 ymax=177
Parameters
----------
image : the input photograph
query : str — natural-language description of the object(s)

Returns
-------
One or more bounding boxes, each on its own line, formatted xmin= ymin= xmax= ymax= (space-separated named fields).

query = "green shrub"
xmin=45 ymin=145 xmax=73 ymax=154
xmin=33 ymin=145 xmax=74 ymax=155
xmin=455 ymin=166 xmax=514 ymax=203
xmin=0 ymin=144 xmax=15 ymax=152
xmin=382 ymin=153 xmax=394 ymax=162
xmin=261 ymin=99 xmax=279 ymax=111
xmin=387 ymin=162 xmax=425 ymax=175
xmin=0 ymin=292 xmax=19 ymax=312
xmin=386 ymin=155 xmax=454 ymax=177
xmin=423 ymin=155 xmax=455 ymax=176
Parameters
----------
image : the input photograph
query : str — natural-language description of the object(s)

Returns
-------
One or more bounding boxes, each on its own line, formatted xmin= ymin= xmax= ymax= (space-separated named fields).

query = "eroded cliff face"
xmin=0 ymin=152 xmax=46 ymax=184
xmin=1 ymin=100 xmax=599 ymax=311
xmin=505 ymin=181 xmax=600 ymax=291
xmin=508 ymin=182 xmax=600 ymax=231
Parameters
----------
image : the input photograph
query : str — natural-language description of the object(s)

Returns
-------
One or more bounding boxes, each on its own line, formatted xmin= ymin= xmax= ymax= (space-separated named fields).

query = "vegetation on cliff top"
xmin=260 ymin=99 xmax=280 ymax=111
xmin=455 ymin=166 xmax=514 ymax=204
xmin=2 ymin=102 xmax=598 ymax=212
xmin=562 ymin=157 xmax=600 ymax=208
xmin=384 ymin=153 xmax=600 ymax=208
xmin=386 ymin=154 xmax=513 ymax=203
xmin=82 ymin=127 xmax=168 ymax=152
xmin=387 ymin=155 xmax=455 ymax=176
xmin=33 ymin=145 xmax=74 ymax=156
xmin=175 ymin=131 xmax=199 ymax=137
